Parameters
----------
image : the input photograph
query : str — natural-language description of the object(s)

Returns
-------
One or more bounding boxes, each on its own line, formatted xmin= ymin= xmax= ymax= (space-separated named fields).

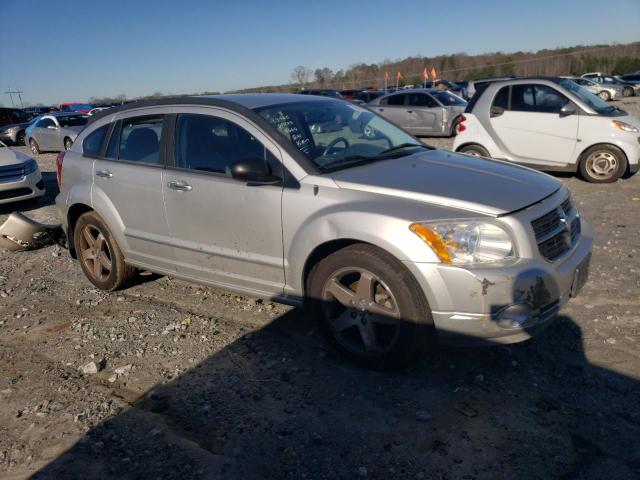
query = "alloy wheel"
xmin=585 ymin=150 xmax=618 ymax=181
xmin=79 ymin=225 xmax=113 ymax=282
xmin=321 ymin=267 xmax=401 ymax=356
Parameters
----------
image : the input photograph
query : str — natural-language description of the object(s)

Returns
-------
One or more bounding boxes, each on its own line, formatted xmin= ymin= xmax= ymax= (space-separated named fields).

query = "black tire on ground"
xmin=17 ymin=131 xmax=26 ymax=146
xmin=458 ymin=144 xmax=490 ymax=158
xmin=598 ymin=90 xmax=611 ymax=101
xmin=64 ymin=138 xmax=73 ymax=150
xmin=306 ymin=244 xmax=435 ymax=368
xmin=623 ymin=86 xmax=634 ymax=97
xmin=74 ymin=211 xmax=136 ymax=291
xmin=578 ymin=144 xmax=628 ymax=183
xmin=29 ymin=138 xmax=41 ymax=155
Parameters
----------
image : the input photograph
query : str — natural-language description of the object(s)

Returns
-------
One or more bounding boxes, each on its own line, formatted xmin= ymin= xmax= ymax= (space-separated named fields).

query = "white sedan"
xmin=0 ymin=141 xmax=45 ymax=204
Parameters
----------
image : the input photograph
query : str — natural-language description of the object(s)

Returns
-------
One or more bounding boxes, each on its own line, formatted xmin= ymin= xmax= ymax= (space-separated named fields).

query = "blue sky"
xmin=0 ymin=0 xmax=638 ymax=105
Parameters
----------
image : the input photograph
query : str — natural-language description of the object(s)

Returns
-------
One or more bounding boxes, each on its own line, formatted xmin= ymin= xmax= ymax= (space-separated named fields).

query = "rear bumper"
xmin=0 ymin=170 xmax=45 ymax=205
xmin=404 ymin=218 xmax=594 ymax=346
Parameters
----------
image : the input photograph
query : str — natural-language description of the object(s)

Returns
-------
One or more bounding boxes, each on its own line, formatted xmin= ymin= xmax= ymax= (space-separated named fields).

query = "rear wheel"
xmin=29 ymin=138 xmax=41 ymax=155
xmin=598 ymin=90 xmax=611 ymax=101
xmin=579 ymin=145 xmax=627 ymax=183
xmin=459 ymin=144 xmax=490 ymax=158
xmin=623 ymin=86 xmax=634 ymax=97
xmin=17 ymin=131 xmax=25 ymax=146
xmin=307 ymin=244 xmax=434 ymax=368
xmin=64 ymin=137 xmax=73 ymax=150
xmin=74 ymin=211 xmax=136 ymax=291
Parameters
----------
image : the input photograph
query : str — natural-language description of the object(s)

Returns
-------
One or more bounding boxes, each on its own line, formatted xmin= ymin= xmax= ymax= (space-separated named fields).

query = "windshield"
xmin=254 ymin=100 xmax=427 ymax=172
xmin=432 ymin=91 xmax=467 ymax=106
xmin=560 ymin=79 xmax=618 ymax=115
xmin=58 ymin=115 xmax=88 ymax=127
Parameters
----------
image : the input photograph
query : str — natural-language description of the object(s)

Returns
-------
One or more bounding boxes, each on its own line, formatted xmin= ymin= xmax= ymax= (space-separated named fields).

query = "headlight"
xmin=23 ymin=159 xmax=38 ymax=175
xmin=410 ymin=221 xmax=515 ymax=265
xmin=612 ymin=120 xmax=639 ymax=133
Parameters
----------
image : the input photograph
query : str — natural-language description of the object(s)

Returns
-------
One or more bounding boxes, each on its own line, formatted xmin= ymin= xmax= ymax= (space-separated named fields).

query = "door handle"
xmin=95 ymin=170 xmax=113 ymax=178
xmin=167 ymin=180 xmax=193 ymax=191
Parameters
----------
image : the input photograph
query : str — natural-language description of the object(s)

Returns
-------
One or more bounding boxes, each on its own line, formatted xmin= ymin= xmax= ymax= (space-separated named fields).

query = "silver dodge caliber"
xmin=56 ymin=95 xmax=593 ymax=367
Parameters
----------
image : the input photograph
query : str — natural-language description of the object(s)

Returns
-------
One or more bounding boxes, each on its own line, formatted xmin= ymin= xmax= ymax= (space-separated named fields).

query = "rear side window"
xmin=118 ymin=116 xmax=164 ymax=164
xmin=511 ymin=84 xmax=569 ymax=114
xmin=82 ymin=125 xmax=109 ymax=156
xmin=407 ymin=93 xmax=437 ymax=107
xmin=383 ymin=94 xmax=406 ymax=106
xmin=175 ymin=114 xmax=272 ymax=175
xmin=58 ymin=115 xmax=88 ymax=127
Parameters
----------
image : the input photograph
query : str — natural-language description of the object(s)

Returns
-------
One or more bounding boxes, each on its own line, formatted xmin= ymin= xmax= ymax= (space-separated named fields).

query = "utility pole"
xmin=5 ymin=87 xmax=25 ymax=108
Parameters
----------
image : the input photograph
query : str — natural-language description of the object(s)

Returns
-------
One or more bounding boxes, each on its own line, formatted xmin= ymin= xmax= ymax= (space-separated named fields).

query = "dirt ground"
xmin=1 ymin=97 xmax=640 ymax=480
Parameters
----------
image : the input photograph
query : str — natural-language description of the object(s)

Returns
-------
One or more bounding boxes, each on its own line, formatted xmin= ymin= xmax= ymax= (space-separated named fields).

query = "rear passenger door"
xmin=371 ymin=94 xmax=408 ymax=127
xmin=162 ymin=108 xmax=285 ymax=296
xmin=91 ymin=113 xmax=175 ymax=272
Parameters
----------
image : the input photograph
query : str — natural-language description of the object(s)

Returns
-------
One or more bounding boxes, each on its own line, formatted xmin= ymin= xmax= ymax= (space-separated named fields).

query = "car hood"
xmin=329 ymin=149 xmax=561 ymax=216
xmin=0 ymin=147 xmax=32 ymax=167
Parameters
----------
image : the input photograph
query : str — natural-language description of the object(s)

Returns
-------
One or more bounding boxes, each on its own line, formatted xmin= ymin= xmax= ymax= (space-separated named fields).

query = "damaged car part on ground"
xmin=0 ymin=211 xmax=65 ymax=252
xmin=55 ymin=94 xmax=593 ymax=367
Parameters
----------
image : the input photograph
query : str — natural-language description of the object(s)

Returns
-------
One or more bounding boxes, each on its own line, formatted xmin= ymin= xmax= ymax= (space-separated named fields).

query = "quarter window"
xmin=511 ymin=84 xmax=569 ymax=114
xmin=118 ymin=116 xmax=164 ymax=164
xmin=175 ymin=114 xmax=273 ymax=175
xmin=82 ymin=125 xmax=110 ymax=157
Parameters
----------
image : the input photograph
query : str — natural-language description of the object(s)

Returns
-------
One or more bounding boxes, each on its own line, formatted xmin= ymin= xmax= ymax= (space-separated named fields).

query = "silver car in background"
xmin=367 ymin=88 xmax=467 ymax=137
xmin=56 ymin=95 xmax=592 ymax=367
xmin=25 ymin=112 xmax=89 ymax=154
xmin=569 ymin=77 xmax=619 ymax=101
xmin=0 ymin=140 xmax=45 ymax=204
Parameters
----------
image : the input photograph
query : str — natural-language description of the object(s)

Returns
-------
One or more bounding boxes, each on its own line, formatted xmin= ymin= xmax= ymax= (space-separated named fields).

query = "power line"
xmin=4 ymin=87 xmax=25 ymax=108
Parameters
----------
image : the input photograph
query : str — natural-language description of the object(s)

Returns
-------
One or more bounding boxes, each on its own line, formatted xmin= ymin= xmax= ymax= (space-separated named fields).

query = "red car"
xmin=58 ymin=103 xmax=93 ymax=114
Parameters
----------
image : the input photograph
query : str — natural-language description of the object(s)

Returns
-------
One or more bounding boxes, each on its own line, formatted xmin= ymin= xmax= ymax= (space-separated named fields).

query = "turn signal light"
xmin=409 ymin=224 xmax=452 ymax=264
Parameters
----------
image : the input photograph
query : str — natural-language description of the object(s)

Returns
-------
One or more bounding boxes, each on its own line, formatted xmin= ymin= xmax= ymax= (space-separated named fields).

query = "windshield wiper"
xmin=377 ymin=143 xmax=430 ymax=156
xmin=320 ymin=155 xmax=374 ymax=170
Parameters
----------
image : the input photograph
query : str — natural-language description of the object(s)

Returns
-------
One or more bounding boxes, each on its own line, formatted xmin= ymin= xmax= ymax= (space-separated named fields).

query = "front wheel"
xmin=458 ymin=144 xmax=490 ymax=158
xmin=74 ymin=211 xmax=136 ymax=291
xmin=598 ymin=90 xmax=611 ymax=101
xmin=17 ymin=131 xmax=26 ymax=146
xmin=579 ymin=145 xmax=627 ymax=183
xmin=307 ymin=244 xmax=434 ymax=368
xmin=29 ymin=138 xmax=41 ymax=155
xmin=623 ymin=86 xmax=634 ymax=97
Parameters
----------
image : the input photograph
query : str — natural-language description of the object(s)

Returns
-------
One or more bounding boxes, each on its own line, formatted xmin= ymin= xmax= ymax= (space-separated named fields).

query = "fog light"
xmin=497 ymin=304 xmax=532 ymax=329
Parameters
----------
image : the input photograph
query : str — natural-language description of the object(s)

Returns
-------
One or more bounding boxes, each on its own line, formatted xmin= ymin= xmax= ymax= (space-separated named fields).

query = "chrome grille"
xmin=532 ymin=197 xmax=581 ymax=261
xmin=0 ymin=164 xmax=25 ymax=183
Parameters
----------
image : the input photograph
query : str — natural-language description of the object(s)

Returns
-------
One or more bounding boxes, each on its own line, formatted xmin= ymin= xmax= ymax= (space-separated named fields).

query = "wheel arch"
xmin=454 ymin=142 xmax=489 ymax=153
xmin=67 ymin=203 xmax=94 ymax=258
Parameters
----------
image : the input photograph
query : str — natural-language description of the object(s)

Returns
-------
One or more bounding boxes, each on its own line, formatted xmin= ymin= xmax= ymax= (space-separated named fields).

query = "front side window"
xmin=255 ymin=100 xmax=424 ymax=173
xmin=118 ymin=116 xmax=164 ymax=164
xmin=58 ymin=115 xmax=88 ymax=128
xmin=175 ymin=114 xmax=271 ymax=175
xmin=511 ymin=84 xmax=569 ymax=114
xmin=83 ymin=124 xmax=110 ymax=156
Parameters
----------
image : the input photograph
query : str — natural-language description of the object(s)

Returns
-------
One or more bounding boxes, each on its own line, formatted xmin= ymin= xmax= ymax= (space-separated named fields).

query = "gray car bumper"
xmin=405 ymin=219 xmax=594 ymax=345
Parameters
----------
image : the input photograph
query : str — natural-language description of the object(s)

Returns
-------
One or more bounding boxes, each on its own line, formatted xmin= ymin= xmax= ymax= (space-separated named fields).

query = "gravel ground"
xmin=1 ymin=97 xmax=640 ymax=479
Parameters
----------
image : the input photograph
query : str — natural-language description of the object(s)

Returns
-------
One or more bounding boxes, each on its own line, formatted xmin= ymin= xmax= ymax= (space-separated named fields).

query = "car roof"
xmin=48 ymin=111 xmax=89 ymax=117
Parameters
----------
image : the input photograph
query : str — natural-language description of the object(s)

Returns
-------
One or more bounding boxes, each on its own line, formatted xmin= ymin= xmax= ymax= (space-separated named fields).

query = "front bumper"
xmin=0 ymin=169 xmax=45 ymax=205
xmin=405 ymin=218 xmax=594 ymax=345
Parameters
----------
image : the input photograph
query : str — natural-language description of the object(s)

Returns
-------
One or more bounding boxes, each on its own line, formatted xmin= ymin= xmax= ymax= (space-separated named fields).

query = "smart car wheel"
xmin=459 ymin=144 xmax=490 ymax=158
xmin=29 ymin=138 xmax=40 ymax=155
xmin=74 ymin=211 xmax=135 ymax=291
xmin=598 ymin=90 xmax=610 ymax=101
xmin=579 ymin=145 xmax=627 ymax=183
xmin=307 ymin=244 xmax=434 ymax=368
xmin=64 ymin=138 xmax=73 ymax=150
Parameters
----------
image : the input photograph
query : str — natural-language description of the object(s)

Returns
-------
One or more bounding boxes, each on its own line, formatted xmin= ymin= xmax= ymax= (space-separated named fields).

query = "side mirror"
xmin=559 ymin=103 xmax=578 ymax=118
xmin=230 ymin=158 xmax=281 ymax=185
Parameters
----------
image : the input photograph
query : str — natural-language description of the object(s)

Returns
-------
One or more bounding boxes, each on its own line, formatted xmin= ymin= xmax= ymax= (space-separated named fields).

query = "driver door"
xmin=405 ymin=93 xmax=440 ymax=135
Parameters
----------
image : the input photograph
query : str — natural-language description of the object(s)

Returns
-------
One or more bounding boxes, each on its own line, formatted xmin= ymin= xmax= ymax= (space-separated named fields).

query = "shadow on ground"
xmin=30 ymin=295 xmax=640 ymax=479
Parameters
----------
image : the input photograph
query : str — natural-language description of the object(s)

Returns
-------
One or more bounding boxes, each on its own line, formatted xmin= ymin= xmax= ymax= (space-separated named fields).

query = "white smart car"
xmin=453 ymin=77 xmax=640 ymax=183
xmin=0 ymin=140 xmax=45 ymax=204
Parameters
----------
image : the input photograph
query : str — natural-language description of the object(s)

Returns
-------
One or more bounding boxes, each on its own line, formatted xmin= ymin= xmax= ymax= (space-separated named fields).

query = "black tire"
xmin=17 ymin=131 xmax=26 ymax=146
xmin=578 ymin=144 xmax=627 ymax=183
xmin=74 ymin=211 xmax=136 ymax=291
xmin=306 ymin=244 xmax=435 ymax=368
xmin=598 ymin=90 xmax=611 ymax=101
xmin=458 ymin=144 xmax=490 ymax=158
xmin=623 ymin=86 xmax=634 ymax=97
xmin=64 ymin=137 xmax=73 ymax=150
xmin=29 ymin=138 xmax=41 ymax=155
